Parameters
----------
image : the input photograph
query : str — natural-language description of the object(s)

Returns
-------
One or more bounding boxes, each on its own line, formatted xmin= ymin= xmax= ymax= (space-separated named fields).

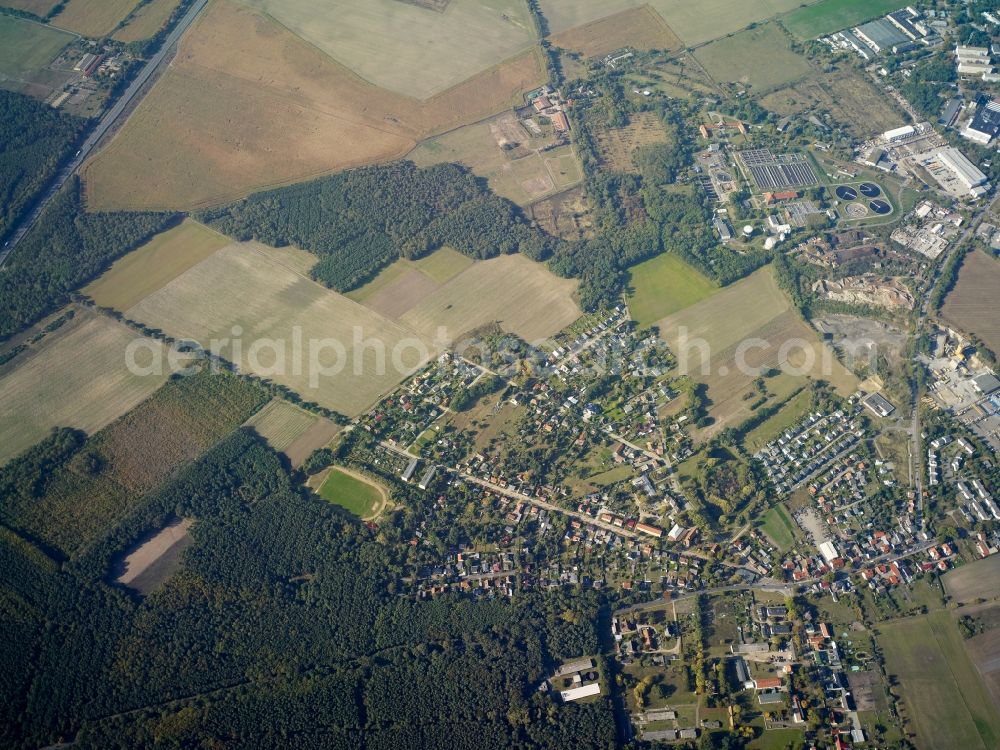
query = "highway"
xmin=0 ymin=0 xmax=209 ymax=268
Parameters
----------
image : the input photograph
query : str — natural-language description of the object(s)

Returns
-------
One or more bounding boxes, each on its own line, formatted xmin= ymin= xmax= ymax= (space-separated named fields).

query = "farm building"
xmin=559 ymin=682 xmax=601 ymax=702
xmin=551 ymin=111 xmax=570 ymax=132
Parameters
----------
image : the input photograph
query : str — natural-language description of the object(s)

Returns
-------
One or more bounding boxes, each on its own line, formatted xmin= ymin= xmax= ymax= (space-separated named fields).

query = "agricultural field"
xmin=398 ymin=254 xmax=581 ymax=343
xmin=347 ymin=246 xmax=473 ymax=316
xmin=626 ymin=252 xmax=717 ymax=328
xmin=112 ymin=0 xmax=182 ymax=42
xmin=761 ymin=69 xmax=905 ymax=141
xmin=82 ymin=0 xmax=546 ymax=211
xmin=965 ymin=620 xmax=1000 ymax=717
xmin=50 ymin=0 xmax=141 ymax=37
xmin=694 ymin=22 xmax=812 ymax=93
xmin=941 ymin=251 xmax=1000 ymax=357
xmin=944 ymin=554 xmax=1000 ymax=605
xmin=123 ymin=242 xmax=429 ymax=416
xmin=242 ymin=0 xmax=537 ymax=98
xmin=409 ymin=112 xmax=583 ymax=206
xmin=780 ymin=0 xmax=908 ymax=40
xmin=244 ymin=398 xmax=339 ymax=467
xmin=879 ymin=610 xmax=1000 ymax=750
xmin=592 ymin=111 xmax=670 ymax=174
xmin=657 ymin=268 xmax=856 ymax=437
xmin=760 ymin=503 xmax=796 ymax=550
xmin=549 ymin=5 xmax=681 ymax=57
xmin=312 ymin=467 xmax=387 ymax=519
xmin=0 ymin=0 xmax=59 ymax=14
xmin=113 ymin=517 xmax=193 ymax=595
xmin=0 ymin=306 xmax=168 ymax=465
xmin=0 ymin=14 xmax=72 ymax=80
xmin=84 ymin=219 xmax=229 ymax=310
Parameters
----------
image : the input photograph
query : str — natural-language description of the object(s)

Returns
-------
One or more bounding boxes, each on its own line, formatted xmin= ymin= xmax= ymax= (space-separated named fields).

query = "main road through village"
xmin=0 ymin=0 xmax=210 ymax=269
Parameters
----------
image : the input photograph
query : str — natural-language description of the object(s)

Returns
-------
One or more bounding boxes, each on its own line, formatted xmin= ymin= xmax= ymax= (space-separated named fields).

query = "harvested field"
xmin=760 ymin=70 xmax=904 ymax=141
xmin=626 ymin=252 xmax=716 ymax=328
xmin=82 ymin=0 xmax=546 ymax=211
xmin=312 ymin=467 xmax=387 ymax=519
xmin=51 ymin=0 xmax=141 ymax=37
xmin=781 ymin=0 xmax=908 ymax=40
xmin=944 ymin=555 xmax=1000 ymax=605
xmin=113 ymin=517 xmax=193 ymax=595
xmin=347 ymin=246 xmax=473 ymax=313
xmin=528 ymin=186 xmax=594 ymax=240
xmin=550 ymin=5 xmax=681 ymax=57
xmin=84 ymin=219 xmax=229 ymax=310
xmin=112 ymin=0 xmax=182 ymax=42
xmin=284 ymin=417 xmax=340 ymax=468
xmin=245 ymin=399 xmax=319 ymax=452
xmin=658 ymin=268 xmax=856 ymax=437
xmin=124 ymin=242 xmax=430 ymax=416
xmin=941 ymin=251 xmax=1000 ymax=357
xmin=0 ymin=14 xmax=72 ymax=78
xmin=965 ymin=622 xmax=1000 ymax=716
xmin=537 ymin=0 xmax=639 ymax=34
xmin=593 ymin=111 xmax=669 ymax=173
xmin=0 ymin=306 xmax=168 ymax=465
xmin=243 ymin=0 xmax=536 ymax=98
xmin=399 ymin=254 xmax=580 ymax=343
xmin=694 ymin=22 xmax=811 ymax=93
xmin=879 ymin=610 xmax=1000 ymax=750
xmin=0 ymin=0 xmax=58 ymax=15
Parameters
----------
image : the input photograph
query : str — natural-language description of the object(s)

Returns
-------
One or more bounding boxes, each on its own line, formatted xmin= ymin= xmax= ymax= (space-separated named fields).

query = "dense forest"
xmin=0 ymin=178 xmax=176 ymax=339
xmin=0 ymin=427 xmax=617 ymax=749
xmin=0 ymin=90 xmax=82 ymax=240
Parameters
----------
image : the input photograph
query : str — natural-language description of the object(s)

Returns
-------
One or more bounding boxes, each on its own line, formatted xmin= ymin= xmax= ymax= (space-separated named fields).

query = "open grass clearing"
xmin=742 ymin=387 xmax=812 ymax=452
xmin=879 ymin=610 xmax=1000 ymax=750
xmin=82 ymin=0 xmax=546 ymax=211
xmin=626 ymin=251 xmax=717 ymax=328
xmin=0 ymin=306 xmax=168 ymax=465
xmin=312 ymin=466 xmax=387 ymax=519
xmin=941 ymin=251 xmax=1000 ymax=357
xmin=944 ymin=555 xmax=1000 ymax=605
xmin=694 ymin=22 xmax=811 ymax=93
xmin=245 ymin=398 xmax=319 ymax=452
xmin=0 ymin=14 xmax=73 ymax=77
xmin=399 ymin=253 xmax=580 ymax=343
xmin=84 ymin=219 xmax=229 ymax=310
xmin=242 ymin=0 xmax=537 ymax=99
xmin=760 ymin=503 xmax=796 ymax=550
xmin=549 ymin=5 xmax=681 ymax=57
xmin=592 ymin=111 xmax=670 ymax=174
xmin=112 ymin=0 xmax=182 ymax=42
xmin=123 ymin=242 xmax=429 ymax=416
xmin=51 ymin=0 xmax=141 ymax=37
xmin=781 ymin=0 xmax=908 ymax=40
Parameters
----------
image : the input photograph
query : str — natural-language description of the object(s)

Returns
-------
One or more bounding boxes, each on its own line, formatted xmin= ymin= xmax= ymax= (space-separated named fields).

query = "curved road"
xmin=0 ymin=0 xmax=209 ymax=267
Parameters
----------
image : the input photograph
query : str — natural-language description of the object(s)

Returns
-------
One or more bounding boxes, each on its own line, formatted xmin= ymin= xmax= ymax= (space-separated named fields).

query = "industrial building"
xmin=853 ymin=18 xmax=909 ymax=53
xmin=962 ymin=95 xmax=1000 ymax=145
xmin=883 ymin=124 xmax=916 ymax=142
xmin=937 ymin=147 xmax=990 ymax=196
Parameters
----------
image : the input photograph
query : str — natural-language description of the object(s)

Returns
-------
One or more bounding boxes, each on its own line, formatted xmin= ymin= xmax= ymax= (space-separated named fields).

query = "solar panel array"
xmin=738 ymin=149 xmax=818 ymax=190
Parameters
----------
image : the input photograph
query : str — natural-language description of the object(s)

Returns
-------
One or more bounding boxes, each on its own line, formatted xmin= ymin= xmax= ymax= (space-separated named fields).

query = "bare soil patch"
xmin=592 ymin=111 xmax=669 ymax=173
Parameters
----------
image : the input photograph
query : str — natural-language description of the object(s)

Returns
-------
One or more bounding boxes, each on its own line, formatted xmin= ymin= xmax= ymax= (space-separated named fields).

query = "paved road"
xmin=0 ymin=0 xmax=209 ymax=268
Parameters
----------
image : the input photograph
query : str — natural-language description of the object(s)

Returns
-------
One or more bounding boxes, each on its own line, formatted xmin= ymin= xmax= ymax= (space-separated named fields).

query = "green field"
xmin=50 ymin=0 xmax=141 ymax=38
xmin=316 ymin=467 xmax=385 ymax=518
xmin=694 ymin=22 xmax=812 ymax=92
xmin=0 ymin=15 xmax=73 ymax=76
xmin=743 ymin=388 xmax=812 ymax=452
xmin=241 ymin=0 xmax=537 ymax=98
xmin=879 ymin=610 xmax=1000 ymax=750
xmin=760 ymin=503 xmax=796 ymax=550
xmin=626 ymin=252 xmax=717 ymax=328
xmin=781 ymin=0 xmax=908 ymax=40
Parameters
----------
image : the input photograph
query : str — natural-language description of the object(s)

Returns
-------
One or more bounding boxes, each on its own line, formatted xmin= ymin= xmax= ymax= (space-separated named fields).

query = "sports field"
xmin=943 ymin=555 xmax=1000 ymax=605
xmin=0 ymin=15 xmax=73 ymax=77
xmin=781 ymin=0 xmax=908 ymax=40
xmin=112 ymin=0 xmax=181 ymax=42
xmin=242 ymin=0 xmax=536 ymax=98
xmin=550 ymin=5 xmax=681 ymax=57
xmin=658 ymin=268 xmax=856 ymax=437
xmin=879 ymin=610 xmax=1000 ymax=750
xmin=51 ymin=0 xmax=141 ymax=37
xmin=0 ymin=307 xmax=168 ymax=465
xmin=84 ymin=219 xmax=229 ymax=310
xmin=123 ymin=242 xmax=429 ymax=416
xmin=626 ymin=252 xmax=716 ymax=328
xmin=245 ymin=398 xmax=319 ymax=452
xmin=941 ymin=251 xmax=1000 ymax=357
xmin=314 ymin=467 xmax=387 ymax=519
xmin=760 ymin=503 xmax=796 ymax=550
xmin=694 ymin=22 xmax=812 ymax=92
xmin=398 ymin=254 xmax=581 ymax=343
xmin=82 ymin=0 xmax=546 ymax=211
